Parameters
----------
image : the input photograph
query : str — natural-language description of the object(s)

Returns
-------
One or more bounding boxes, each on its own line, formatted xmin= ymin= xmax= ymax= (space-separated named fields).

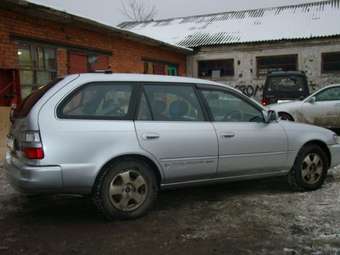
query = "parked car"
xmin=5 ymin=74 xmax=340 ymax=220
xmin=269 ymin=84 xmax=340 ymax=129
xmin=261 ymin=71 xmax=310 ymax=106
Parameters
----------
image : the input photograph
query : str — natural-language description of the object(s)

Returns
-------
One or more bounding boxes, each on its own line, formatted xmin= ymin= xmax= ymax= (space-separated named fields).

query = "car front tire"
xmin=288 ymin=144 xmax=329 ymax=191
xmin=93 ymin=159 xmax=158 ymax=220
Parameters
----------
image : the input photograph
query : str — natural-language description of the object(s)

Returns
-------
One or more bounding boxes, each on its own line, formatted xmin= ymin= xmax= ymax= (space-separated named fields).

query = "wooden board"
xmin=0 ymin=107 xmax=10 ymax=161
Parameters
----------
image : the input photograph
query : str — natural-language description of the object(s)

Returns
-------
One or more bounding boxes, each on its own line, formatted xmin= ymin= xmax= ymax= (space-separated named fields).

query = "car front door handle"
xmin=142 ymin=133 xmax=160 ymax=140
xmin=221 ymin=132 xmax=236 ymax=139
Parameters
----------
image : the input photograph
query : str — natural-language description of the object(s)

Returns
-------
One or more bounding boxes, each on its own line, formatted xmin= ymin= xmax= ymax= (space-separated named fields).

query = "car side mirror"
xmin=263 ymin=110 xmax=277 ymax=124
xmin=308 ymin=96 xmax=316 ymax=104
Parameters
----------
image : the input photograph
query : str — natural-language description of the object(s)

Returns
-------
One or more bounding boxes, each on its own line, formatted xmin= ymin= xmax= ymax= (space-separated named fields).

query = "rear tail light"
xmin=261 ymin=98 xmax=269 ymax=106
xmin=21 ymin=131 xmax=44 ymax=160
xmin=23 ymin=147 xmax=44 ymax=160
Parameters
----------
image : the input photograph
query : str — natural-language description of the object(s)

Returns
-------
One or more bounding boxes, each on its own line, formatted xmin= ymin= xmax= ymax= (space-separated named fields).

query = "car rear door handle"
xmin=221 ymin=132 xmax=236 ymax=139
xmin=142 ymin=133 xmax=160 ymax=140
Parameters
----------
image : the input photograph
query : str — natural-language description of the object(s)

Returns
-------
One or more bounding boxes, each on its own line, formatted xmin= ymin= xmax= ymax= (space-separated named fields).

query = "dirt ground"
xmin=1 ymin=163 xmax=340 ymax=255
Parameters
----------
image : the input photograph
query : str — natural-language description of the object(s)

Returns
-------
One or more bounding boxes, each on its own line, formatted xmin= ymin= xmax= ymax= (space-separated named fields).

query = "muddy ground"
xmin=1 ymin=163 xmax=340 ymax=255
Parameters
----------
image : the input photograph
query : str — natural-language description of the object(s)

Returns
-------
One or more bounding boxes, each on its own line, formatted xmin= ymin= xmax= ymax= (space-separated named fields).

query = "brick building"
xmin=120 ymin=0 xmax=340 ymax=100
xmin=0 ymin=0 xmax=190 ymax=106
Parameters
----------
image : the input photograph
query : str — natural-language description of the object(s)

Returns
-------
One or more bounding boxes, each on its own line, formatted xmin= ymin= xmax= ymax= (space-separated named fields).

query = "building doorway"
xmin=0 ymin=69 xmax=20 ymax=107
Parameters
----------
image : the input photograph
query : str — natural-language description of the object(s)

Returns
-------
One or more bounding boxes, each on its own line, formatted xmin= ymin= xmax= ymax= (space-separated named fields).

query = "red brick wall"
xmin=0 ymin=8 xmax=187 ymax=75
xmin=111 ymin=37 xmax=187 ymax=75
xmin=57 ymin=48 xmax=68 ymax=76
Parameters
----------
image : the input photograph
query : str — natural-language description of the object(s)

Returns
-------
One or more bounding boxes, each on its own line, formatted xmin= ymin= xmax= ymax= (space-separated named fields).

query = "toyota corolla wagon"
xmin=5 ymin=74 xmax=340 ymax=219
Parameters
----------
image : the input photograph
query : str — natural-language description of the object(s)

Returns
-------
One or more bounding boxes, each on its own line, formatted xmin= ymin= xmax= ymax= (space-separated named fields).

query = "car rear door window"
xmin=201 ymin=89 xmax=264 ymax=122
xmin=141 ymin=84 xmax=204 ymax=121
xmin=58 ymin=83 xmax=133 ymax=119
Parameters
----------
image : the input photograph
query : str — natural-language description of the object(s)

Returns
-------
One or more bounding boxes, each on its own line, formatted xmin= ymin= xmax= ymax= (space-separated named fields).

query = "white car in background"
xmin=270 ymin=84 xmax=340 ymax=130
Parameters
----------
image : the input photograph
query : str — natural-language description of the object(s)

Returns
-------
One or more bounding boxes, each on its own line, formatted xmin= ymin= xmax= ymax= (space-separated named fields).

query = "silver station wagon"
xmin=5 ymin=74 xmax=340 ymax=219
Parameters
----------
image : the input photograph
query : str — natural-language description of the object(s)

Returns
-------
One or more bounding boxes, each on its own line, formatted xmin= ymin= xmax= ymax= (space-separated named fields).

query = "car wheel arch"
xmin=278 ymin=112 xmax=295 ymax=121
xmin=299 ymin=140 xmax=331 ymax=168
xmin=92 ymin=154 xmax=163 ymax=193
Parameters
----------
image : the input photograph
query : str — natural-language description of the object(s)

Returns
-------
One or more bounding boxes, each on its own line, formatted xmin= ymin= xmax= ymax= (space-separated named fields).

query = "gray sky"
xmin=28 ymin=0 xmax=325 ymax=26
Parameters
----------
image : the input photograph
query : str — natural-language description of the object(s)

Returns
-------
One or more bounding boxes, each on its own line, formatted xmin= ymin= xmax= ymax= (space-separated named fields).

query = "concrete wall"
xmin=187 ymin=38 xmax=340 ymax=100
xmin=0 ymin=107 xmax=10 ymax=161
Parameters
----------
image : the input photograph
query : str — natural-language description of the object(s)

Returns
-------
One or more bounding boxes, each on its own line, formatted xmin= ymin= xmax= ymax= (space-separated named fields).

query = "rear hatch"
xmin=7 ymin=78 xmax=64 ymax=163
xmin=263 ymin=75 xmax=309 ymax=105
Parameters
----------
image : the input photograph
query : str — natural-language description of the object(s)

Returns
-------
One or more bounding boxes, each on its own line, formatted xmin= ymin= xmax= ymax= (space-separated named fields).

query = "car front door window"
xmin=201 ymin=89 xmax=264 ymax=122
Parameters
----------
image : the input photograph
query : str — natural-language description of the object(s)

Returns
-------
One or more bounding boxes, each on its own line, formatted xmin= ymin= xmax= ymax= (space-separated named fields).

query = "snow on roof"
xmin=119 ymin=0 xmax=340 ymax=48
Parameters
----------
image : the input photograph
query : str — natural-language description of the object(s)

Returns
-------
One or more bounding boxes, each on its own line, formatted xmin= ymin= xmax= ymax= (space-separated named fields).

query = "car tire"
xmin=288 ymin=145 xmax=329 ymax=191
xmin=93 ymin=159 xmax=158 ymax=220
xmin=279 ymin=112 xmax=294 ymax=121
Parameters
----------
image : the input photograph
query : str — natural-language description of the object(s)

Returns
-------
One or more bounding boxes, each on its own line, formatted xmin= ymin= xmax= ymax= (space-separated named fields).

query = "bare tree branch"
xmin=121 ymin=0 xmax=157 ymax=22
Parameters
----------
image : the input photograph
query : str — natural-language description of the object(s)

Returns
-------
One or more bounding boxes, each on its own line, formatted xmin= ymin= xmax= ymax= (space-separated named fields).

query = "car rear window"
xmin=57 ymin=82 xmax=133 ymax=120
xmin=266 ymin=76 xmax=306 ymax=93
xmin=14 ymin=78 xmax=63 ymax=118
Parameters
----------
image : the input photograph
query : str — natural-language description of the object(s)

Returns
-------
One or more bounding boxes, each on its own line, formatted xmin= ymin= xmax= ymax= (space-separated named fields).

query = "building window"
xmin=68 ymin=51 xmax=110 ymax=74
xmin=17 ymin=43 xmax=57 ymax=99
xmin=322 ymin=52 xmax=340 ymax=73
xmin=143 ymin=60 xmax=178 ymax=76
xmin=256 ymin=54 xmax=298 ymax=76
xmin=198 ymin=59 xmax=234 ymax=79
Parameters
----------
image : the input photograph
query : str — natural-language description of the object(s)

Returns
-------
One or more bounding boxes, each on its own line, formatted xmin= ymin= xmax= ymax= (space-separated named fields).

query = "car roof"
xmin=71 ymin=73 xmax=224 ymax=86
xmin=267 ymin=71 xmax=306 ymax=77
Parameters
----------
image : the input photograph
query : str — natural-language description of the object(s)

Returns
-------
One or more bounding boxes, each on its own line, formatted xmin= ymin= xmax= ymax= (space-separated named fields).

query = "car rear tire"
xmin=279 ymin=112 xmax=294 ymax=121
xmin=288 ymin=145 xmax=328 ymax=191
xmin=93 ymin=159 xmax=158 ymax=220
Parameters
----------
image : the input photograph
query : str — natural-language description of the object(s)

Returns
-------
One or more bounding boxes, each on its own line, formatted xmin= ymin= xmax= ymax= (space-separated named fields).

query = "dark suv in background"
xmin=261 ymin=71 xmax=310 ymax=106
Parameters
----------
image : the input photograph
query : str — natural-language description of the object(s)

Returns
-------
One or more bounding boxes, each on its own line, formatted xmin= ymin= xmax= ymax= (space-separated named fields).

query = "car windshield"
xmin=267 ymin=76 xmax=305 ymax=93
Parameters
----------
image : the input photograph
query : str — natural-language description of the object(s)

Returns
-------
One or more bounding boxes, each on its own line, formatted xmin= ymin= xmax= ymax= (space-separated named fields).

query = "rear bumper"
xmin=329 ymin=144 xmax=340 ymax=168
xmin=4 ymin=152 xmax=63 ymax=193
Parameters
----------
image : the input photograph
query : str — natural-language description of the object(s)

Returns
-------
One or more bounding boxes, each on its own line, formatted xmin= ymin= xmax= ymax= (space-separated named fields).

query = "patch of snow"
xmin=121 ymin=1 xmax=340 ymax=47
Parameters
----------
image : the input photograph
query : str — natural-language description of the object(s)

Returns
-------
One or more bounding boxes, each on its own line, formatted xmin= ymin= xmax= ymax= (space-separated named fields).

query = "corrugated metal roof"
xmin=119 ymin=0 xmax=340 ymax=48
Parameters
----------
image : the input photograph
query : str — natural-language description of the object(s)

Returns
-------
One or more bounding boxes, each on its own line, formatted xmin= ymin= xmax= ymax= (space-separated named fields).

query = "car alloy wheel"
xmin=301 ymin=153 xmax=323 ymax=185
xmin=93 ymin=159 xmax=158 ymax=220
xmin=288 ymin=144 xmax=328 ymax=191
xmin=109 ymin=170 xmax=148 ymax=212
